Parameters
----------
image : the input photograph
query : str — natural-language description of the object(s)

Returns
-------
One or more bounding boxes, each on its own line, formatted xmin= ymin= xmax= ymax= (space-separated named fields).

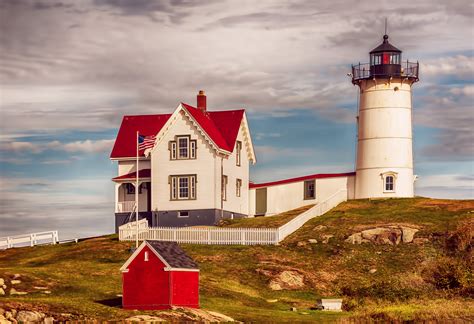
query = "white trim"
xmin=241 ymin=112 xmax=257 ymax=164
xmin=120 ymin=241 xmax=172 ymax=272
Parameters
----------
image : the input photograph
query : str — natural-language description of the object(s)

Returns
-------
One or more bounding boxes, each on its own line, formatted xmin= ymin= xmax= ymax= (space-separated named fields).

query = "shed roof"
xmin=147 ymin=241 xmax=199 ymax=270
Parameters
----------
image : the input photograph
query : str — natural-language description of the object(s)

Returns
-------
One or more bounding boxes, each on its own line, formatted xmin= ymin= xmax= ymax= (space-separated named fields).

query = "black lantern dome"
xmin=369 ymin=34 xmax=402 ymax=77
xmin=351 ymin=34 xmax=419 ymax=84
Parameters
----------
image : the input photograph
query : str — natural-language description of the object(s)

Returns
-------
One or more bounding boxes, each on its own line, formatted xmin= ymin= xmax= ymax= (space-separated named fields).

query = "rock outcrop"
xmin=268 ymin=270 xmax=305 ymax=290
xmin=345 ymin=225 xmax=419 ymax=245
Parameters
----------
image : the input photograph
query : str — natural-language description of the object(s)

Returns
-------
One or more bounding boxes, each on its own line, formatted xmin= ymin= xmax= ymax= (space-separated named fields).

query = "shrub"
xmin=341 ymin=279 xmax=417 ymax=301
xmin=425 ymin=257 xmax=471 ymax=291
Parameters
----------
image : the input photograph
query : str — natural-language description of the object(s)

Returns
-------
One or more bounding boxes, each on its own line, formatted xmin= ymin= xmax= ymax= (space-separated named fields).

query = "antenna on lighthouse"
xmin=384 ymin=17 xmax=388 ymax=35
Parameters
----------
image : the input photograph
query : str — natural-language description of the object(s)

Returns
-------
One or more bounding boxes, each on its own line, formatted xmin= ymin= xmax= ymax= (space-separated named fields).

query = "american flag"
xmin=138 ymin=134 xmax=156 ymax=151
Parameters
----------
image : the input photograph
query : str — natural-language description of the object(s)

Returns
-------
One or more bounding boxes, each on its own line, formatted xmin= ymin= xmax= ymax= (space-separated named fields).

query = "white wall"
xmin=118 ymin=160 xmax=151 ymax=176
xmin=355 ymin=78 xmax=415 ymax=198
xmin=151 ymin=110 xmax=216 ymax=211
xmin=221 ymin=125 xmax=250 ymax=215
xmin=248 ymin=175 xmax=354 ymax=216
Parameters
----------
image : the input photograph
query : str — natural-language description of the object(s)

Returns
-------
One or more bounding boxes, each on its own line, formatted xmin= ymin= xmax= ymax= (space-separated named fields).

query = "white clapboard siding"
xmin=119 ymin=189 xmax=347 ymax=245
xmin=0 ymin=231 xmax=59 ymax=250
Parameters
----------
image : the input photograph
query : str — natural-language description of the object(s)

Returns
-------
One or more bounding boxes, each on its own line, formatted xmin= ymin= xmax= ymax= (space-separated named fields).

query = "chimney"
xmin=197 ymin=90 xmax=206 ymax=112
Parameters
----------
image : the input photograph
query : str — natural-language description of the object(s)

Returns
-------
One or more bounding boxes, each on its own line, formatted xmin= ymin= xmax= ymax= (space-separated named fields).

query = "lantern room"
xmin=369 ymin=34 xmax=402 ymax=77
xmin=351 ymin=34 xmax=419 ymax=84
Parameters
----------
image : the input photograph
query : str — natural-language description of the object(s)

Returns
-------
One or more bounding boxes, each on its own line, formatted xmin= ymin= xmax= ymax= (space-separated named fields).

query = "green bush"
xmin=425 ymin=257 xmax=472 ymax=291
xmin=341 ymin=279 xmax=417 ymax=301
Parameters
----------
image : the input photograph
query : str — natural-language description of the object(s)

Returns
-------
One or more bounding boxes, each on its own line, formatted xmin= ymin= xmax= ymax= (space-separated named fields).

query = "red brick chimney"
xmin=197 ymin=90 xmax=206 ymax=112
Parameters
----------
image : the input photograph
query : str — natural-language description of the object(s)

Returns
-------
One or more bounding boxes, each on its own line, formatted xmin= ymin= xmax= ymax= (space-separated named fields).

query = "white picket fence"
xmin=119 ymin=189 xmax=348 ymax=245
xmin=0 ymin=231 xmax=59 ymax=250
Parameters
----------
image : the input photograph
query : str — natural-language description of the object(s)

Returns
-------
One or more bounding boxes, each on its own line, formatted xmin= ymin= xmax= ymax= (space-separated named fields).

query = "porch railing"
xmin=119 ymin=189 xmax=348 ymax=245
xmin=117 ymin=201 xmax=136 ymax=212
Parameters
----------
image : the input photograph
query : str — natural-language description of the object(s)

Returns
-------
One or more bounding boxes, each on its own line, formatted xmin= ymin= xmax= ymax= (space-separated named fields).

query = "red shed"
xmin=120 ymin=240 xmax=199 ymax=310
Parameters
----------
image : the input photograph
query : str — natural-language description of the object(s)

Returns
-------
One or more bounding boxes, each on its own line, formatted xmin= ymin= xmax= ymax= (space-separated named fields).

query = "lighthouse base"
xmin=354 ymin=168 xmax=414 ymax=199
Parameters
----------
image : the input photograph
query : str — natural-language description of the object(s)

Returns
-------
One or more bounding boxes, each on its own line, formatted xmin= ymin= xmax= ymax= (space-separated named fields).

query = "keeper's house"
xmin=111 ymin=91 xmax=257 ymax=230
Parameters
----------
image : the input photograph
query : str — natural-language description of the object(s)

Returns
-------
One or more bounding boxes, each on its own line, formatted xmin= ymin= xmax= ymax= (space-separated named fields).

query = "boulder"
xmin=16 ymin=311 xmax=45 ymax=323
xmin=126 ymin=315 xmax=165 ymax=322
xmin=269 ymin=271 xmax=305 ymax=290
xmin=401 ymin=227 xmax=419 ymax=243
xmin=12 ymin=274 xmax=20 ymax=279
xmin=369 ymin=268 xmax=377 ymax=274
xmin=0 ymin=315 xmax=12 ymax=324
xmin=321 ymin=234 xmax=334 ymax=244
xmin=307 ymin=239 xmax=318 ymax=244
xmin=297 ymin=241 xmax=307 ymax=247
xmin=10 ymin=280 xmax=21 ymax=285
xmin=313 ymin=225 xmax=327 ymax=231
xmin=43 ymin=317 xmax=55 ymax=324
xmin=0 ymin=279 xmax=4 ymax=286
xmin=0 ymin=288 xmax=4 ymax=296
xmin=345 ymin=233 xmax=368 ymax=244
xmin=346 ymin=226 xmax=418 ymax=245
xmin=413 ymin=237 xmax=429 ymax=245
xmin=10 ymin=288 xmax=27 ymax=295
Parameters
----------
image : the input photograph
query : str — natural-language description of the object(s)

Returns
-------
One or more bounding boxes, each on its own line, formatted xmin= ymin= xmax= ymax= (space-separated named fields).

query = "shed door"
xmin=255 ymin=188 xmax=267 ymax=216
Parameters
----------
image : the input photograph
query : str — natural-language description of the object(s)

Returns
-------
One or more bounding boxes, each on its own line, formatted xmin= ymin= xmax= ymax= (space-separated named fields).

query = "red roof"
xmin=112 ymin=169 xmax=151 ymax=181
xmin=110 ymin=104 xmax=245 ymax=158
xmin=249 ymin=172 xmax=356 ymax=189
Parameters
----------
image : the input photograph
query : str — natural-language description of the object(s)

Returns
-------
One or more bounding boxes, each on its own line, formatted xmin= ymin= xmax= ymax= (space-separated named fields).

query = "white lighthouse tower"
xmin=351 ymin=34 xmax=419 ymax=199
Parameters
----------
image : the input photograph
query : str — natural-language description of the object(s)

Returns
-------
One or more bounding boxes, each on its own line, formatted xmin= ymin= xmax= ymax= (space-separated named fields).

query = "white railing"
xmin=277 ymin=189 xmax=347 ymax=241
xmin=120 ymin=226 xmax=279 ymax=245
xmin=117 ymin=201 xmax=136 ymax=212
xmin=0 ymin=231 xmax=59 ymax=250
xmin=119 ymin=189 xmax=348 ymax=245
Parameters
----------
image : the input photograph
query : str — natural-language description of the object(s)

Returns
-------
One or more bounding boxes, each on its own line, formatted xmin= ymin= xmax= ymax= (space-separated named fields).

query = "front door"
xmin=255 ymin=188 xmax=267 ymax=216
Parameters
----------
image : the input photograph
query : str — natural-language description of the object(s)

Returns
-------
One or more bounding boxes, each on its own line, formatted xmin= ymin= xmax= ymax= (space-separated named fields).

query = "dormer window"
xmin=169 ymin=135 xmax=197 ymax=160
xmin=381 ymin=172 xmax=397 ymax=193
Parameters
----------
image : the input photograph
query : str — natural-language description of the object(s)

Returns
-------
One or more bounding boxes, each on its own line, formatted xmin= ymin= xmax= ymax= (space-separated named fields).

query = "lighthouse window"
xmin=385 ymin=176 xmax=394 ymax=192
xmin=390 ymin=54 xmax=400 ymax=64
xmin=371 ymin=54 xmax=382 ymax=65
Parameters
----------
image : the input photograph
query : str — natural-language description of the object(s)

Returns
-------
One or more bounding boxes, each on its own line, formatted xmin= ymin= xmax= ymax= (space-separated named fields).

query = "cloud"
xmin=0 ymin=139 xmax=115 ymax=154
xmin=415 ymin=173 xmax=474 ymax=199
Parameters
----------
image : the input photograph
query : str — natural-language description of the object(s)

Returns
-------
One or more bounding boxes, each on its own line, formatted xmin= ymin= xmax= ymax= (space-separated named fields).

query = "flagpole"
xmin=136 ymin=131 xmax=139 ymax=249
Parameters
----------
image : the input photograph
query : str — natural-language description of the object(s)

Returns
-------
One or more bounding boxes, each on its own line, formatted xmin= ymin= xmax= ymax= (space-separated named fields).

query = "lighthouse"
xmin=351 ymin=34 xmax=419 ymax=199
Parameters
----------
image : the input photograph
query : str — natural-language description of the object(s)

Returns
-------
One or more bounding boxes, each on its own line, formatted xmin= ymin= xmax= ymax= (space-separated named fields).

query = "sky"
xmin=0 ymin=0 xmax=473 ymax=240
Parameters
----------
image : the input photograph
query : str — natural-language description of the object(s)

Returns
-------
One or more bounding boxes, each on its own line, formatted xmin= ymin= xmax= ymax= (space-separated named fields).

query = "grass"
xmin=219 ymin=204 xmax=314 ymax=228
xmin=0 ymin=197 xmax=473 ymax=322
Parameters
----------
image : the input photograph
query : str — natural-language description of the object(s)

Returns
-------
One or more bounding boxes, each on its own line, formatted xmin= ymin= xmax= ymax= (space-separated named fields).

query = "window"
xmin=382 ymin=172 xmax=397 ymax=193
xmin=390 ymin=54 xmax=400 ymax=64
xmin=170 ymin=142 xmax=177 ymax=160
xmin=178 ymin=137 xmax=188 ymax=158
xmin=385 ymin=176 xmax=394 ymax=192
xmin=304 ymin=180 xmax=315 ymax=200
xmin=190 ymin=141 xmax=196 ymax=159
xmin=236 ymin=141 xmax=242 ymax=166
xmin=125 ymin=183 xmax=135 ymax=195
xmin=144 ymin=251 xmax=149 ymax=262
xmin=169 ymin=136 xmax=196 ymax=160
xmin=178 ymin=211 xmax=189 ymax=218
xmin=170 ymin=175 xmax=196 ymax=200
xmin=222 ymin=175 xmax=228 ymax=201
xmin=371 ymin=54 xmax=382 ymax=65
xmin=236 ymin=179 xmax=242 ymax=197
